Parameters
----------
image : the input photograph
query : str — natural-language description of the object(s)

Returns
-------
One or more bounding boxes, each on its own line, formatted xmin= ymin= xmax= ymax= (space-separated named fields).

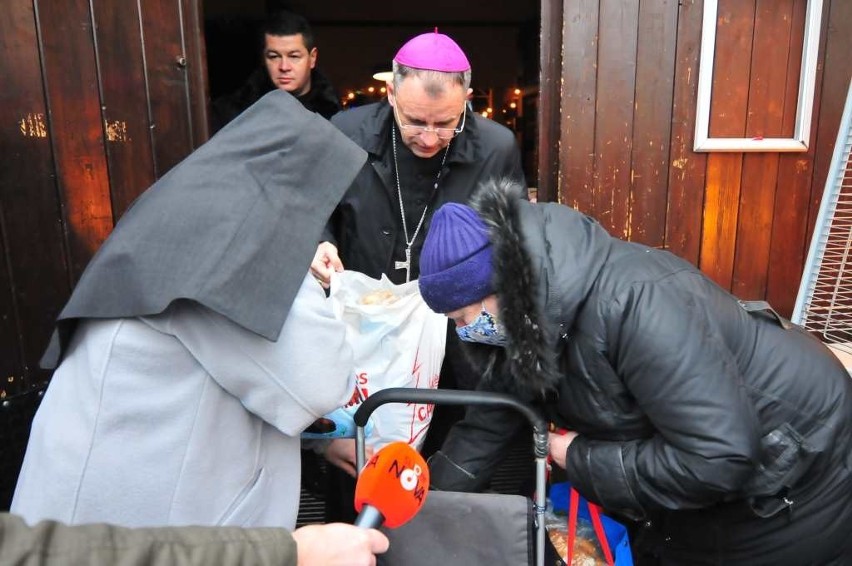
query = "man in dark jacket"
xmin=418 ymin=178 xmax=852 ymax=565
xmin=210 ymin=10 xmax=340 ymax=132
xmin=309 ymin=30 xmax=526 ymax=521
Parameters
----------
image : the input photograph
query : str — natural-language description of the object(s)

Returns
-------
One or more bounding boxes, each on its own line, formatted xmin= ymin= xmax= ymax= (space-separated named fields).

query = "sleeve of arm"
xmin=428 ymin=381 xmax=528 ymax=492
xmin=319 ymin=208 xmax=339 ymax=247
xmin=170 ymin=273 xmax=355 ymax=436
xmin=0 ymin=512 xmax=298 ymax=566
xmin=565 ymin=284 xmax=761 ymax=520
xmin=321 ymin=113 xmax=359 ymax=247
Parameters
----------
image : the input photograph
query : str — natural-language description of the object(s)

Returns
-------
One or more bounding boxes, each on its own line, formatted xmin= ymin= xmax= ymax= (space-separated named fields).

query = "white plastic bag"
xmin=330 ymin=271 xmax=447 ymax=451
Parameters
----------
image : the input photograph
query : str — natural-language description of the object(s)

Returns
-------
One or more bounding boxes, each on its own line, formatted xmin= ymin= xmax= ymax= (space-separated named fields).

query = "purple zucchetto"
xmin=393 ymin=29 xmax=471 ymax=73
xmin=419 ymin=203 xmax=494 ymax=314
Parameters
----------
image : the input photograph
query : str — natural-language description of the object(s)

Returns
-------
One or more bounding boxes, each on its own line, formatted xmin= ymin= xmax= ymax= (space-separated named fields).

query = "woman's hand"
xmin=324 ymin=438 xmax=374 ymax=477
xmin=547 ymin=430 xmax=578 ymax=469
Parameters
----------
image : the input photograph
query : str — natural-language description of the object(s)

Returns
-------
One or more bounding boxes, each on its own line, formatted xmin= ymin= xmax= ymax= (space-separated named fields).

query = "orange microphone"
xmin=353 ymin=441 xmax=430 ymax=529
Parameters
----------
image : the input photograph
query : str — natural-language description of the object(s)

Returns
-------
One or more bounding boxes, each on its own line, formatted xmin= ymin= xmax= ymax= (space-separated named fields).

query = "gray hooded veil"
xmin=41 ymin=90 xmax=366 ymax=368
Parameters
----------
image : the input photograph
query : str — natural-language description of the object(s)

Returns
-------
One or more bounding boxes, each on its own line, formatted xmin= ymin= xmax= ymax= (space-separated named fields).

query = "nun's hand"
xmin=311 ymin=242 xmax=343 ymax=288
xmin=547 ymin=431 xmax=578 ymax=470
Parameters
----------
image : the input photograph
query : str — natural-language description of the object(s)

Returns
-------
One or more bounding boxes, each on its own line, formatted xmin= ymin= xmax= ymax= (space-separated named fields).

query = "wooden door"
xmin=0 ymin=0 xmax=208 ymax=397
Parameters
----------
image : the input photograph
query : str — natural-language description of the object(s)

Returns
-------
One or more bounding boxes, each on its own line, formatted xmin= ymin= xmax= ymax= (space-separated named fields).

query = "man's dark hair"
xmin=261 ymin=10 xmax=315 ymax=51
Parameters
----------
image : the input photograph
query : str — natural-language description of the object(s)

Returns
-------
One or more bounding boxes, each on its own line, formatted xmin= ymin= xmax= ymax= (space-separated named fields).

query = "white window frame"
xmin=693 ymin=0 xmax=823 ymax=152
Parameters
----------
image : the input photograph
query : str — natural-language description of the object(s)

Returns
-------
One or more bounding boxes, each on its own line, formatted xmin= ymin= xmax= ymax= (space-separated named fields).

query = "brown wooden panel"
xmin=181 ymin=0 xmax=210 ymax=147
xmin=0 ymin=234 xmax=22 ymax=398
xmin=809 ymin=0 xmax=852 ymax=245
xmin=731 ymin=0 xmax=793 ymax=299
xmin=708 ymin=0 xmax=755 ymax=138
xmin=141 ymin=0 xmax=195 ymax=177
xmin=592 ymin=0 xmax=639 ymax=238
xmin=744 ymin=0 xmax=794 ymax=138
xmin=732 ymin=154 xmax=778 ymax=298
xmin=536 ymin=0 xmax=562 ymax=202
xmin=701 ymin=154 xmax=743 ymax=288
xmin=699 ymin=0 xmax=754 ymax=288
xmin=36 ymin=0 xmax=114 ymax=280
xmin=560 ymin=0 xmax=599 ymax=212
xmin=764 ymin=0 xmax=811 ymax=316
xmin=629 ymin=0 xmax=678 ymax=247
xmin=0 ymin=6 xmax=32 ymax=397
xmin=91 ymin=0 xmax=156 ymax=219
xmin=780 ymin=0 xmax=808 ymax=138
xmin=665 ymin=0 xmax=708 ymax=264
xmin=0 ymin=2 xmax=72 ymax=392
xmin=767 ymin=153 xmax=814 ymax=316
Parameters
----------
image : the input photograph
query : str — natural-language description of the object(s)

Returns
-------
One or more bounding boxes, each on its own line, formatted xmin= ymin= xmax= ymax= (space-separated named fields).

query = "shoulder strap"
xmin=737 ymin=300 xmax=796 ymax=330
xmin=567 ymin=487 xmax=614 ymax=566
xmin=567 ymin=487 xmax=579 ymax=565
xmin=588 ymin=501 xmax=615 ymax=566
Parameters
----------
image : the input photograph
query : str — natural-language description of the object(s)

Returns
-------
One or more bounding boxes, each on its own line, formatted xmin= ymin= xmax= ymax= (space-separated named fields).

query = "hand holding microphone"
xmin=292 ymin=523 xmax=388 ymax=566
xmin=353 ymin=441 xmax=430 ymax=529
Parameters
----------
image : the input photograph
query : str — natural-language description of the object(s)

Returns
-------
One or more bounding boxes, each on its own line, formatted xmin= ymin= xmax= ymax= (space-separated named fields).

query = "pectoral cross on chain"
xmin=395 ymin=246 xmax=413 ymax=282
xmin=390 ymin=122 xmax=450 ymax=286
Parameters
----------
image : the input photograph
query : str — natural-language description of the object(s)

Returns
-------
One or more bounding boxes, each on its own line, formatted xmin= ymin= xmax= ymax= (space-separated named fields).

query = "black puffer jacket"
xmin=429 ymin=180 xmax=852 ymax=564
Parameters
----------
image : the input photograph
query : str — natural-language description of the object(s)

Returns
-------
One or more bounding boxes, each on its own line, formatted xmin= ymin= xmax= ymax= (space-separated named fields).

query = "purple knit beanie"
xmin=419 ymin=203 xmax=494 ymax=314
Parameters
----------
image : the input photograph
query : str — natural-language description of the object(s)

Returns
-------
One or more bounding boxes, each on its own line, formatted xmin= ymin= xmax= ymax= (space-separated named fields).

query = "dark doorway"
xmin=202 ymin=0 xmax=542 ymax=185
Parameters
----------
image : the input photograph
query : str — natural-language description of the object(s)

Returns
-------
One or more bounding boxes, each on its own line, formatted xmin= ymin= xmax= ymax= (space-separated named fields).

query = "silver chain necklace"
xmin=391 ymin=122 xmax=450 ymax=282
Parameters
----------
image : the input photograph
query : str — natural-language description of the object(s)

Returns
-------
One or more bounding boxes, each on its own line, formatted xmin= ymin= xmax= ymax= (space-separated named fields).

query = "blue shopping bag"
xmin=549 ymin=482 xmax=633 ymax=565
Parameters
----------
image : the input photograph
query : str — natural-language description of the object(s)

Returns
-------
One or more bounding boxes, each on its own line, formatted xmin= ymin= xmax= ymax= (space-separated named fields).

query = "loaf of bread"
xmin=547 ymin=528 xmax=606 ymax=566
xmin=359 ymin=289 xmax=399 ymax=305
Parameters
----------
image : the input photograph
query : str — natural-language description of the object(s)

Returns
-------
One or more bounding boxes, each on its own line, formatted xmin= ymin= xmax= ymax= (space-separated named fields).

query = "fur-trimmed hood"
xmin=460 ymin=179 xmax=613 ymax=399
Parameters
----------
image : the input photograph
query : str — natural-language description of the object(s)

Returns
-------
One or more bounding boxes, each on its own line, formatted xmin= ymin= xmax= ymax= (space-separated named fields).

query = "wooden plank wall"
xmin=2 ymin=0 xmax=850 ymax=400
xmin=559 ymin=0 xmax=852 ymax=318
xmin=0 ymin=0 xmax=208 ymax=397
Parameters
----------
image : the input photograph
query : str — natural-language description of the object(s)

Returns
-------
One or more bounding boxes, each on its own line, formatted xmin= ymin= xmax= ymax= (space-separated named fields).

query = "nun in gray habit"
xmin=11 ymin=91 xmax=367 ymax=530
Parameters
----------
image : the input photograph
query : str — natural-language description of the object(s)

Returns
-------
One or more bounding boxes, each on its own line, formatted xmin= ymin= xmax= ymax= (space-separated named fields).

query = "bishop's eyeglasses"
xmin=393 ymin=102 xmax=467 ymax=140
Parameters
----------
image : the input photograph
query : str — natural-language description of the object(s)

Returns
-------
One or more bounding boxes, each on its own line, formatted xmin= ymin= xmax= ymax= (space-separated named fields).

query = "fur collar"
xmin=459 ymin=179 xmax=562 ymax=400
